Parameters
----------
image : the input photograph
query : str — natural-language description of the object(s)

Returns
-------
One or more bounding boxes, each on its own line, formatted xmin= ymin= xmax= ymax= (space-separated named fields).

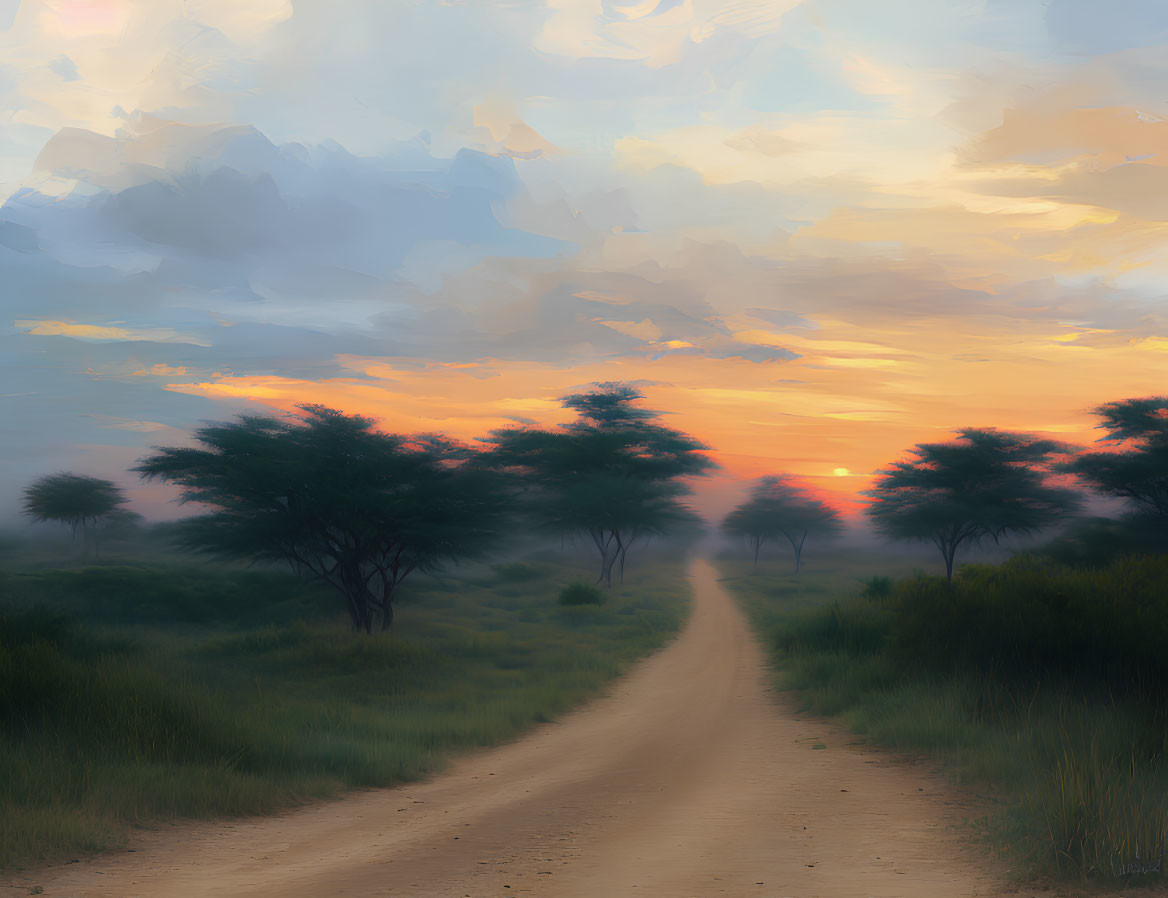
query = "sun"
xmin=832 ymin=467 xmax=851 ymax=477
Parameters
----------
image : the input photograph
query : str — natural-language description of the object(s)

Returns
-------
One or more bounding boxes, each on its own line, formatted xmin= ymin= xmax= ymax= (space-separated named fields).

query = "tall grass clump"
xmin=1022 ymin=728 xmax=1168 ymax=880
xmin=724 ymin=550 xmax=1168 ymax=887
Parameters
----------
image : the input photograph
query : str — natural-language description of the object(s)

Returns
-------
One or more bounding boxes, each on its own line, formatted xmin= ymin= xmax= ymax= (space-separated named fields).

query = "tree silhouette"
xmin=1064 ymin=397 xmax=1168 ymax=521
xmin=866 ymin=429 xmax=1080 ymax=581
xmin=723 ymin=475 xmax=841 ymax=573
xmin=136 ymin=405 xmax=508 ymax=633
xmin=489 ymin=383 xmax=713 ymax=586
xmin=22 ymin=473 xmax=127 ymax=556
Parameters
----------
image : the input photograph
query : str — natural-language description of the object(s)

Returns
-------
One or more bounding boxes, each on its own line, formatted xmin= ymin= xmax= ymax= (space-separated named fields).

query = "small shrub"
xmin=492 ymin=562 xmax=545 ymax=583
xmin=558 ymin=582 xmax=606 ymax=606
xmin=860 ymin=575 xmax=893 ymax=601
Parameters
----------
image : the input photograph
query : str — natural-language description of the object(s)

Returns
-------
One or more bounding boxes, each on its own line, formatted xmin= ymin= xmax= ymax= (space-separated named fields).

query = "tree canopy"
xmin=22 ymin=473 xmax=127 ymax=543
xmin=865 ymin=428 xmax=1080 ymax=581
xmin=489 ymin=383 xmax=714 ymax=586
xmin=135 ymin=404 xmax=508 ymax=632
xmin=723 ymin=475 xmax=841 ymax=572
xmin=1064 ymin=397 xmax=1168 ymax=520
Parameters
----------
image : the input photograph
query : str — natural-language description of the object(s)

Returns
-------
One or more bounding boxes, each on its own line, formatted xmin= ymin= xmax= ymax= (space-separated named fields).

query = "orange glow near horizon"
xmin=163 ymin=310 xmax=1168 ymax=520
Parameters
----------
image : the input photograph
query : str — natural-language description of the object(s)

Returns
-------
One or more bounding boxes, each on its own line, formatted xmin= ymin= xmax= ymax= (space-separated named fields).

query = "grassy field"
xmin=719 ymin=546 xmax=1168 ymax=890
xmin=0 ymin=547 xmax=690 ymax=870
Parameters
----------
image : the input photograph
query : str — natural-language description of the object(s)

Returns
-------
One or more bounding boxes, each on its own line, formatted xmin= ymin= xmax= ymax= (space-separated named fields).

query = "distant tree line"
xmin=721 ymin=396 xmax=1168 ymax=580
xmin=23 ymin=391 xmax=1168 ymax=619
xmin=21 ymin=384 xmax=713 ymax=633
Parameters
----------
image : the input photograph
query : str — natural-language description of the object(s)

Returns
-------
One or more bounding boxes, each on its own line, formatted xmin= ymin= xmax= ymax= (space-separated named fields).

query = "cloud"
xmin=130 ymin=363 xmax=189 ymax=376
xmin=746 ymin=308 xmax=817 ymax=330
xmin=615 ymin=111 xmax=954 ymax=193
xmin=1045 ymin=0 xmax=1168 ymax=54
xmin=723 ymin=126 xmax=801 ymax=157
xmin=976 ymin=161 xmax=1168 ymax=222
xmin=48 ymin=55 xmax=78 ymax=81
xmin=82 ymin=414 xmax=174 ymax=432
xmin=10 ymin=119 xmax=570 ymax=296
xmin=14 ymin=319 xmax=210 ymax=346
xmin=966 ymin=97 xmax=1168 ymax=169
xmin=534 ymin=0 xmax=799 ymax=67
xmin=398 ymin=251 xmax=805 ymax=365
xmin=473 ymin=100 xmax=561 ymax=160
xmin=182 ymin=0 xmax=293 ymax=44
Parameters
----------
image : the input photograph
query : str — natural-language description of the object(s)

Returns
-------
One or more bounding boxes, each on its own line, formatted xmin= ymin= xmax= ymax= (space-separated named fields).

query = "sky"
xmin=4 ymin=0 xmax=1168 ymax=522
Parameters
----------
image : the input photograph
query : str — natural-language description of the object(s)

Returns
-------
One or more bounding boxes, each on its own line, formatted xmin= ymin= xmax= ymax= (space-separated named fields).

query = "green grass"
xmin=719 ymin=548 xmax=1168 ymax=888
xmin=0 ymin=553 xmax=689 ymax=870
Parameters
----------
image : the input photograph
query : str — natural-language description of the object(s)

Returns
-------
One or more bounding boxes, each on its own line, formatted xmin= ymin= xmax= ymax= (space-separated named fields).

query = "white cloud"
xmin=534 ymin=0 xmax=799 ymax=67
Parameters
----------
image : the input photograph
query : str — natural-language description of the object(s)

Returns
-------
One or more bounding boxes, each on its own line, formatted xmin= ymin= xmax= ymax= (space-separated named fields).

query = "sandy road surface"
xmin=5 ymin=558 xmax=1006 ymax=897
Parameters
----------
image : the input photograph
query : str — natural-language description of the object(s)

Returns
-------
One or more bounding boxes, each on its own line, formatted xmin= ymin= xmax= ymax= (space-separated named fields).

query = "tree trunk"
xmin=751 ymin=536 xmax=762 ymax=573
xmin=793 ymin=530 xmax=807 ymax=574
xmin=344 ymin=593 xmax=364 ymax=632
xmin=593 ymin=529 xmax=624 ymax=588
xmin=76 ymin=521 xmax=93 ymax=561
xmin=593 ymin=529 xmax=612 ymax=586
xmin=932 ymin=531 xmax=960 ymax=585
xmin=600 ymin=531 xmax=622 ymax=588
xmin=780 ymin=530 xmax=807 ymax=574
xmin=617 ymin=531 xmax=637 ymax=585
xmin=340 ymin=567 xmax=374 ymax=633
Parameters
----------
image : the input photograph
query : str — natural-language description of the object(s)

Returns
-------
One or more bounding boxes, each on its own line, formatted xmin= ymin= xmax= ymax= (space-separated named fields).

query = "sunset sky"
xmin=4 ymin=0 xmax=1168 ymax=521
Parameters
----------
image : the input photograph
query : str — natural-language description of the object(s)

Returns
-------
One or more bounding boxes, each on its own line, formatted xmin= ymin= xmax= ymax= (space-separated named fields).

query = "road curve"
xmin=7 ymin=558 xmax=1004 ymax=897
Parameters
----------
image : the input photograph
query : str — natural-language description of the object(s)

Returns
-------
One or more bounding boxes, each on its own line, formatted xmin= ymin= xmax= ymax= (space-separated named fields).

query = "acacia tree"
xmin=135 ymin=405 xmax=508 ymax=633
xmin=865 ymin=428 xmax=1080 ymax=581
xmin=723 ymin=475 xmax=841 ymax=573
xmin=489 ymin=383 xmax=713 ymax=586
xmin=22 ymin=473 xmax=127 ymax=556
xmin=1064 ymin=397 xmax=1168 ymax=520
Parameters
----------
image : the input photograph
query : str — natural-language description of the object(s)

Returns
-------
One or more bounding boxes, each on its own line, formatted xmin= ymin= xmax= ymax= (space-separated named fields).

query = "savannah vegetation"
xmin=10 ymin=384 xmax=1168 ymax=887
xmin=1 ymin=383 xmax=701 ymax=869
xmin=721 ymin=397 xmax=1168 ymax=888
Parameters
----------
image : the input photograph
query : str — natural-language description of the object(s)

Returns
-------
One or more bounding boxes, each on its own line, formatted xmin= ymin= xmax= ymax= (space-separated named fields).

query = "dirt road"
xmin=7 ymin=559 xmax=1005 ymax=897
